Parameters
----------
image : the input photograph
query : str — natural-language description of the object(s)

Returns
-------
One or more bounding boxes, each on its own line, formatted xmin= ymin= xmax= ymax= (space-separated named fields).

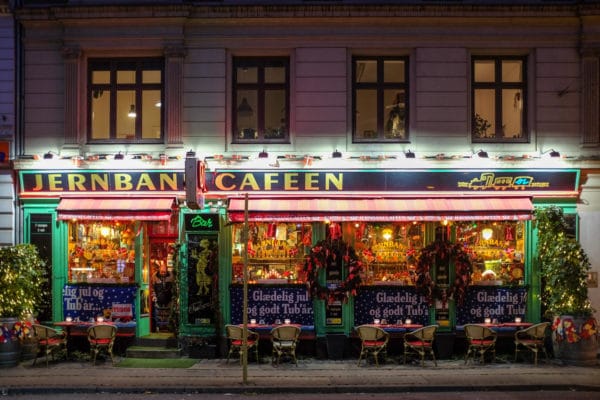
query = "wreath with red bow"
xmin=303 ymin=239 xmax=363 ymax=303
xmin=415 ymin=240 xmax=473 ymax=306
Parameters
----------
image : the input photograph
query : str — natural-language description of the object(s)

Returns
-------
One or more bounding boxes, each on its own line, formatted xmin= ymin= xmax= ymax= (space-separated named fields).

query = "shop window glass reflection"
xmin=341 ymin=221 xmax=425 ymax=286
xmin=231 ymin=222 xmax=312 ymax=284
xmin=456 ymin=220 xmax=525 ymax=286
xmin=67 ymin=221 xmax=137 ymax=284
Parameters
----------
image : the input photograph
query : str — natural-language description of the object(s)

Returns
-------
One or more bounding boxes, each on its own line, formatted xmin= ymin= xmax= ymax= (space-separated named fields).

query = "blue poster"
xmin=63 ymin=285 xmax=137 ymax=322
xmin=457 ymin=286 xmax=527 ymax=325
xmin=354 ymin=286 xmax=429 ymax=326
xmin=230 ymin=285 xmax=314 ymax=325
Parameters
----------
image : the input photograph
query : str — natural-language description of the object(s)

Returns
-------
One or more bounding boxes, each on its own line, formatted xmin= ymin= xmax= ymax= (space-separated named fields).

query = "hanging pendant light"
xmin=127 ymin=104 xmax=137 ymax=118
xmin=237 ymin=97 xmax=253 ymax=117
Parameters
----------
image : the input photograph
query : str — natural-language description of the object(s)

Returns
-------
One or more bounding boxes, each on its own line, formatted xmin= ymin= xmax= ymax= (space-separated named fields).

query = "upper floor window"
xmin=353 ymin=57 xmax=408 ymax=142
xmin=472 ymin=56 xmax=527 ymax=142
xmin=88 ymin=58 xmax=164 ymax=143
xmin=232 ymin=57 xmax=289 ymax=143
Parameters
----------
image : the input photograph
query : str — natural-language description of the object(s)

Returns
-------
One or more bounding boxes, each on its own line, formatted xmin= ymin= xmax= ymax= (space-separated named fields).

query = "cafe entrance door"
xmin=149 ymin=239 xmax=176 ymax=333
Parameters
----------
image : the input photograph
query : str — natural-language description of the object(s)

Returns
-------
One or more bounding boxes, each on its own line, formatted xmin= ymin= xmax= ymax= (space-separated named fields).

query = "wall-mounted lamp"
xmin=258 ymin=149 xmax=269 ymax=158
xmin=127 ymin=104 xmax=137 ymax=118
xmin=332 ymin=149 xmax=342 ymax=158
xmin=43 ymin=151 xmax=55 ymax=159
xmin=476 ymin=149 xmax=488 ymax=158
xmin=114 ymin=152 xmax=125 ymax=160
xmin=186 ymin=149 xmax=196 ymax=158
xmin=404 ymin=150 xmax=415 ymax=159
xmin=543 ymin=149 xmax=561 ymax=158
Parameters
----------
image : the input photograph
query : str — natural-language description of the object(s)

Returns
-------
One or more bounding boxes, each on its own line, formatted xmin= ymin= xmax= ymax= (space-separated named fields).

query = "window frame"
xmin=471 ymin=55 xmax=528 ymax=143
xmin=232 ymin=57 xmax=290 ymax=144
xmin=352 ymin=56 xmax=409 ymax=143
xmin=87 ymin=58 xmax=164 ymax=144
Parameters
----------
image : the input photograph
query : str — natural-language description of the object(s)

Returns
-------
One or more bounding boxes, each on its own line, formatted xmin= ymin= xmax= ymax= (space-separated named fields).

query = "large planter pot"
xmin=551 ymin=315 xmax=598 ymax=366
xmin=20 ymin=340 xmax=38 ymax=361
xmin=0 ymin=317 xmax=22 ymax=368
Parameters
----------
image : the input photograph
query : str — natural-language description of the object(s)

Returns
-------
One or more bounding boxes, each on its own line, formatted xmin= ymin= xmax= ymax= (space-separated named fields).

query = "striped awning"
xmin=57 ymin=197 xmax=175 ymax=221
xmin=227 ymin=197 xmax=534 ymax=222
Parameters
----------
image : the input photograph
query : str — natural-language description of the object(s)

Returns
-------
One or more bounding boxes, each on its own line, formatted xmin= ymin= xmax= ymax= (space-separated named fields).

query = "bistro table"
xmin=54 ymin=320 xmax=136 ymax=355
xmin=239 ymin=323 xmax=315 ymax=340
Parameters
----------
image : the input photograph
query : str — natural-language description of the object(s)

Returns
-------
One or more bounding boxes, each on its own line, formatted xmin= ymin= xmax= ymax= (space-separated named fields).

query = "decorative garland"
xmin=303 ymin=239 xmax=363 ymax=303
xmin=415 ymin=240 xmax=473 ymax=306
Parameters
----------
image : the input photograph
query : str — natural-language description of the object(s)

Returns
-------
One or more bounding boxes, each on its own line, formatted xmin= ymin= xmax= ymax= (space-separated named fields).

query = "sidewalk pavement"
xmin=1 ymin=355 xmax=600 ymax=395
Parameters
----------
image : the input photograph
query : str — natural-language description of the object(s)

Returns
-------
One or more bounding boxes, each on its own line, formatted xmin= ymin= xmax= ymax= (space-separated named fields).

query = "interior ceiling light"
xmin=127 ymin=104 xmax=137 ymax=118
xmin=237 ymin=97 xmax=253 ymax=117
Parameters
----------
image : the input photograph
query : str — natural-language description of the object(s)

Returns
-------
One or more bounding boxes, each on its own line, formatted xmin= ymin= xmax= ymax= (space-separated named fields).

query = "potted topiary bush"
xmin=535 ymin=206 xmax=597 ymax=366
xmin=0 ymin=244 xmax=47 ymax=368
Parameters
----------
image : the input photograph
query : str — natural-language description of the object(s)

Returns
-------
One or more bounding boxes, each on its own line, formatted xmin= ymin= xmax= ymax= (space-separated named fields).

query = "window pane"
xmin=93 ymin=70 xmax=110 ymax=85
xmin=502 ymin=89 xmax=523 ymax=139
xmin=265 ymin=66 xmax=285 ymax=84
xmin=116 ymin=90 xmax=136 ymax=140
xmin=474 ymin=89 xmax=495 ymax=138
xmin=502 ymin=60 xmax=522 ymax=83
xmin=355 ymin=89 xmax=377 ymax=139
xmin=384 ymin=90 xmax=406 ymax=139
xmin=143 ymin=70 xmax=161 ymax=84
xmin=474 ymin=60 xmax=495 ymax=83
xmin=117 ymin=70 xmax=135 ymax=84
xmin=384 ymin=60 xmax=405 ymax=83
xmin=264 ymin=89 xmax=286 ymax=139
xmin=236 ymin=91 xmax=257 ymax=139
xmin=356 ymin=60 xmax=377 ymax=83
xmin=142 ymin=89 xmax=161 ymax=139
xmin=91 ymin=88 xmax=110 ymax=139
xmin=237 ymin=66 xmax=258 ymax=84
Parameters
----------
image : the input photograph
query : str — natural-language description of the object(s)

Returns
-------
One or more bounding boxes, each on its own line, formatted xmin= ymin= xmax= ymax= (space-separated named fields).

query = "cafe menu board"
xmin=187 ymin=234 xmax=218 ymax=325
xmin=230 ymin=286 xmax=314 ymax=326
xmin=456 ymin=287 xmax=527 ymax=325
xmin=353 ymin=286 xmax=430 ymax=326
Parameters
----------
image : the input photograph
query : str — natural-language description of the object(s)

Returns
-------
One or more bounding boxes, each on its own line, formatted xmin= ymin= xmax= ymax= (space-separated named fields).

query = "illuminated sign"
xmin=19 ymin=170 xmax=184 ymax=194
xmin=184 ymin=213 xmax=220 ymax=232
xmin=205 ymin=169 xmax=578 ymax=193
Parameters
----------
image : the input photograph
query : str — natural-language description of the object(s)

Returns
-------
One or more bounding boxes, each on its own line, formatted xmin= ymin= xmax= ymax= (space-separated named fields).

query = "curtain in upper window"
xmin=88 ymin=58 xmax=164 ymax=143
xmin=472 ymin=56 xmax=527 ymax=143
xmin=353 ymin=57 xmax=409 ymax=143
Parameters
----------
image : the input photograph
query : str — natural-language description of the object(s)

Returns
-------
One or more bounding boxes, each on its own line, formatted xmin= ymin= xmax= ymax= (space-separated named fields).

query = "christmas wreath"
xmin=303 ymin=239 xmax=363 ymax=303
xmin=415 ymin=240 xmax=473 ymax=306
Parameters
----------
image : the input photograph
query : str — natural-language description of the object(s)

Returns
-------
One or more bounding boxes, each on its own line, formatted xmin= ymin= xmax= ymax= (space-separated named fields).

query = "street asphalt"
xmin=1 ymin=354 xmax=600 ymax=395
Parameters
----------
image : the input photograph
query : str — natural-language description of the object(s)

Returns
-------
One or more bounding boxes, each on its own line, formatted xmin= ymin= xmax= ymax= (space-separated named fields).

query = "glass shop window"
xmin=456 ymin=220 xmax=526 ymax=285
xmin=341 ymin=221 xmax=425 ymax=285
xmin=231 ymin=222 xmax=312 ymax=284
xmin=67 ymin=221 xmax=140 ymax=284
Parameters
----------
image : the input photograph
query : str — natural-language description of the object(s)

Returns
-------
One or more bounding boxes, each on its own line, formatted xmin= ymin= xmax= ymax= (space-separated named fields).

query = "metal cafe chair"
xmin=32 ymin=324 xmax=67 ymax=367
xmin=514 ymin=322 xmax=550 ymax=366
xmin=464 ymin=324 xmax=497 ymax=364
xmin=356 ymin=324 xmax=389 ymax=367
xmin=225 ymin=324 xmax=259 ymax=364
xmin=403 ymin=324 xmax=438 ymax=367
xmin=271 ymin=324 xmax=301 ymax=366
xmin=87 ymin=324 xmax=117 ymax=365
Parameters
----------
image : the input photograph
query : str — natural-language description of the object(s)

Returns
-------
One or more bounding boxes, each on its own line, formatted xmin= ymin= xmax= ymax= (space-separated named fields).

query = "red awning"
xmin=227 ymin=197 xmax=534 ymax=222
xmin=57 ymin=197 xmax=175 ymax=221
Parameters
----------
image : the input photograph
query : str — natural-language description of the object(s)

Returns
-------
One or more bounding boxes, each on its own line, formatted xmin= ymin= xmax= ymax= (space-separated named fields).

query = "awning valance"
xmin=57 ymin=197 xmax=176 ymax=221
xmin=227 ymin=197 xmax=534 ymax=222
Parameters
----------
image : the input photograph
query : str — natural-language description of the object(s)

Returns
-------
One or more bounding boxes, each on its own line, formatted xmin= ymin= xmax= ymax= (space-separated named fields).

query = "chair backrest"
xmin=32 ymin=324 xmax=61 ymax=340
xmin=88 ymin=324 xmax=117 ymax=341
xmin=357 ymin=325 xmax=387 ymax=342
xmin=407 ymin=325 xmax=438 ymax=342
xmin=464 ymin=324 xmax=496 ymax=341
xmin=523 ymin=322 xmax=550 ymax=339
xmin=226 ymin=324 xmax=246 ymax=341
xmin=271 ymin=325 xmax=300 ymax=341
